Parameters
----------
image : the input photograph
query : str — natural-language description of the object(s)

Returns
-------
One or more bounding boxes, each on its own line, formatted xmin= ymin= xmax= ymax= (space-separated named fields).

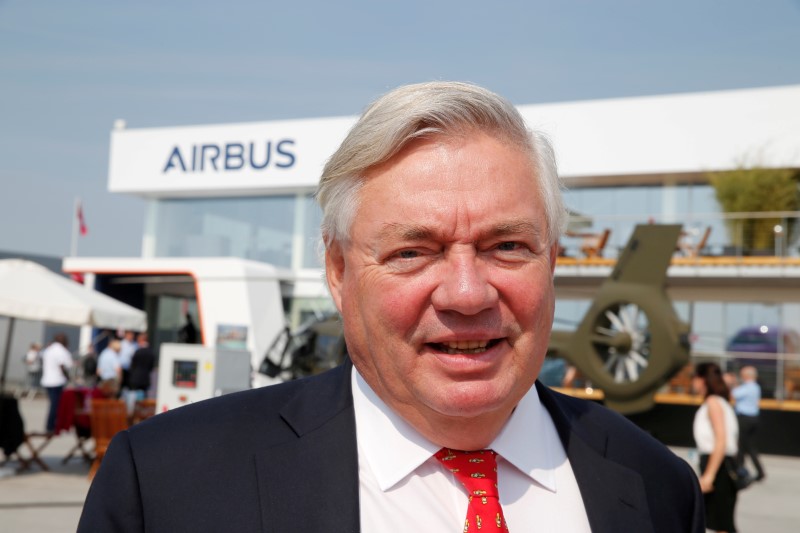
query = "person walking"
xmin=22 ymin=342 xmax=42 ymax=399
xmin=39 ymin=333 xmax=73 ymax=433
xmin=693 ymin=362 xmax=740 ymax=533
xmin=732 ymin=365 xmax=765 ymax=481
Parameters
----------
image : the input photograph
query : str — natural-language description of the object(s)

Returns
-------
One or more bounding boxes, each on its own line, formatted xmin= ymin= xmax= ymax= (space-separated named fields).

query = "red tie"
xmin=435 ymin=448 xmax=509 ymax=532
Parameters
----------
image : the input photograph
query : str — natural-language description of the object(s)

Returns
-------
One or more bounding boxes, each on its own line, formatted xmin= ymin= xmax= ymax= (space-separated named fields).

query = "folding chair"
xmin=0 ymin=395 xmax=50 ymax=472
xmin=88 ymin=398 xmax=129 ymax=480
xmin=678 ymin=226 xmax=712 ymax=258
xmin=15 ymin=433 xmax=51 ymax=472
xmin=565 ymin=228 xmax=612 ymax=259
xmin=579 ymin=228 xmax=611 ymax=258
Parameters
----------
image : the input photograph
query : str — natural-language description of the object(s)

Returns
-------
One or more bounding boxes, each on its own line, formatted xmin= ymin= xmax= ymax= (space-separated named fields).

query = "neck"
xmin=395 ymin=402 xmax=517 ymax=451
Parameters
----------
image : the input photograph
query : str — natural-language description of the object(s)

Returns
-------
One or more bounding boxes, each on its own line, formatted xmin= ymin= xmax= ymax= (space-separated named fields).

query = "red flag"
xmin=77 ymin=201 xmax=88 ymax=236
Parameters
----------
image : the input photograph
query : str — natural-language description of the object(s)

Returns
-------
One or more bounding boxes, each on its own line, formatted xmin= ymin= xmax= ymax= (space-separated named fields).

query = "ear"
xmin=325 ymin=241 xmax=346 ymax=313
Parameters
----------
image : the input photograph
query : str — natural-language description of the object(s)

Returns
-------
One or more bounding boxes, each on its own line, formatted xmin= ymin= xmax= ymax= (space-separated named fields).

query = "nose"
xmin=431 ymin=249 xmax=499 ymax=315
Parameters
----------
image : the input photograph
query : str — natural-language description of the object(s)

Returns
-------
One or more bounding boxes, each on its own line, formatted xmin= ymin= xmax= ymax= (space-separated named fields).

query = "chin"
xmin=427 ymin=383 xmax=513 ymax=418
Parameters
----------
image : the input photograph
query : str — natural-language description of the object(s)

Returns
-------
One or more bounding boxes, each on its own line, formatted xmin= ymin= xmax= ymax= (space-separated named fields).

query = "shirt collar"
xmin=492 ymin=381 xmax=558 ymax=492
xmin=352 ymin=368 xmax=559 ymax=493
xmin=352 ymin=368 xmax=440 ymax=491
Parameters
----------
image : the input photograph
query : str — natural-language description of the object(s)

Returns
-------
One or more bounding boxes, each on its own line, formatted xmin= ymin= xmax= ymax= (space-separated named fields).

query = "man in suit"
xmin=79 ymin=82 xmax=704 ymax=532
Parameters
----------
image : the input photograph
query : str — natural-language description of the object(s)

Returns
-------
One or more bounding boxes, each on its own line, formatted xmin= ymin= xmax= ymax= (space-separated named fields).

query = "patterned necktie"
xmin=435 ymin=448 xmax=509 ymax=532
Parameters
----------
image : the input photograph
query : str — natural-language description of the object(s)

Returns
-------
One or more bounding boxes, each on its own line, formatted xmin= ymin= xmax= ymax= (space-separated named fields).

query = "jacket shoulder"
xmin=541 ymin=385 xmax=682 ymax=462
xmin=538 ymin=384 xmax=704 ymax=533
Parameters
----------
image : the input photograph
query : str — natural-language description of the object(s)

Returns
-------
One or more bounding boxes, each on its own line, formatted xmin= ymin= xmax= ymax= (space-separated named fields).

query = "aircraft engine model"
xmin=260 ymin=224 xmax=691 ymax=415
xmin=548 ymin=224 xmax=691 ymax=414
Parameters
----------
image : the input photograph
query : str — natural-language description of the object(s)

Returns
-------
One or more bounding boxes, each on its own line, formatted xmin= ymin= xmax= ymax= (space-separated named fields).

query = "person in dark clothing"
xmin=733 ymin=366 xmax=765 ymax=481
xmin=81 ymin=345 xmax=98 ymax=388
xmin=128 ymin=333 xmax=156 ymax=395
xmin=178 ymin=313 xmax=198 ymax=344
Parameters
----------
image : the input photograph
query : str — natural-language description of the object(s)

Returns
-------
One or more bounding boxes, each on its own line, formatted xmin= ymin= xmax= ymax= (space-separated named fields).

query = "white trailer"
xmin=63 ymin=256 xmax=334 ymax=400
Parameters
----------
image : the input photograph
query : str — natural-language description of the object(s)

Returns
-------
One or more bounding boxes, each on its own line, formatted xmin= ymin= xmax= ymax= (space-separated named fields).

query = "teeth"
xmin=440 ymin=340 xmax=489 ymax=354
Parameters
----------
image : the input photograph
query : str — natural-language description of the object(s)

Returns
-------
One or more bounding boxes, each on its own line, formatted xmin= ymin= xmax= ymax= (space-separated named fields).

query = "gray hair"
xmin=316 ymin=81 xmax=566 ymax=246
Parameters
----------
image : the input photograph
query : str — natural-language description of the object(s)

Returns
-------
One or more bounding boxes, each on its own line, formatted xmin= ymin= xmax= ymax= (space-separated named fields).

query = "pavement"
xmin=2 ymin=395 xmax=800 ymax=532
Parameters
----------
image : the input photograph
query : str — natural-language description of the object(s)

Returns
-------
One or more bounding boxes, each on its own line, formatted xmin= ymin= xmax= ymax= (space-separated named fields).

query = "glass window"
xmin=562 ymin=184 xmax=724 ymax=257
xmin=151 ymin=196 xmax=297 ymax=267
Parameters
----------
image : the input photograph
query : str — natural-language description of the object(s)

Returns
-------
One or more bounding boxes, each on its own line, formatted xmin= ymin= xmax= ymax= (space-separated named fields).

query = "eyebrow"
xmin=377 ymin=219 xmax=543 ymax=242
xmin=489 ymin=220 xmax=543 ymax=240
xmin=378 ymin=223 xmax=432 ymax=242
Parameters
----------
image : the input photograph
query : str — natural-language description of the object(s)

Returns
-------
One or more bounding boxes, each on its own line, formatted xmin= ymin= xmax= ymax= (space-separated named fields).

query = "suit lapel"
xmin=255 ymin=363 xmax=360 ymax=533
xmin=536 ymin=383 xmax=656 ymax=533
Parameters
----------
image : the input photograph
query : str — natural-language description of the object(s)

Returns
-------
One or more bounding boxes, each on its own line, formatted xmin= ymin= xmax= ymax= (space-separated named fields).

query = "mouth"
xmin=427 ymin=339 xmax=503 ymax=355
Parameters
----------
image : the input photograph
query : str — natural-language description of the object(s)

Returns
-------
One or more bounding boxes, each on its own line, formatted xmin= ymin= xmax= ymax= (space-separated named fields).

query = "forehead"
xmin=353 ymin=132 xmax=545 ymax=239
xmin=362 ymin=132 xmax=537 ymax=192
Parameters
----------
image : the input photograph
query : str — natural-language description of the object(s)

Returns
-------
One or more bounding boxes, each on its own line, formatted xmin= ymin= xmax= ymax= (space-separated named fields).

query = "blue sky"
xmin=1 ymin=0 xmax=799 ymax=257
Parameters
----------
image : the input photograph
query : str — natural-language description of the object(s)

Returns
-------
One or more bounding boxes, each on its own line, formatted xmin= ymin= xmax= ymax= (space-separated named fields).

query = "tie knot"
xmin=435 ymin=448 xmax=499 ymax=498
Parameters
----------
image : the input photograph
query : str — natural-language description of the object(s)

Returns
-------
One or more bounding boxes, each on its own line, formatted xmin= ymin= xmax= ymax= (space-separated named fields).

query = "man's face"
xmin=326 ymin=132 xmax=558 ymax=436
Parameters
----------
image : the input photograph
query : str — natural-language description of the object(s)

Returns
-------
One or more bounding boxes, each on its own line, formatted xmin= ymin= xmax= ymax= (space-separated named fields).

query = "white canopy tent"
xmin=0 ymin=259 xmax=146 ymax=393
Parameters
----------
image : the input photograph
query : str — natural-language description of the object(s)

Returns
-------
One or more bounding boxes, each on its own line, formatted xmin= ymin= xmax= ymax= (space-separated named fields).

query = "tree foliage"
xmin=708 ymin=167 xmax=800 ymax=252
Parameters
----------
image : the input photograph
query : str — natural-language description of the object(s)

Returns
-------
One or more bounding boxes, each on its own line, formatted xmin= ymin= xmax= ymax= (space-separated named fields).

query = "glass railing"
xmin=559 ymin=211 xmax=800 ymax=260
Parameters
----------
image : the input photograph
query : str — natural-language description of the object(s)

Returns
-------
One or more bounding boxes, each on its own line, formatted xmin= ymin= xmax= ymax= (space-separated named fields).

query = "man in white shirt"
xmin=80 ymin=82 xmax=704 ymax=532
xmin=39 ymin=333 xmax=72 ymax=433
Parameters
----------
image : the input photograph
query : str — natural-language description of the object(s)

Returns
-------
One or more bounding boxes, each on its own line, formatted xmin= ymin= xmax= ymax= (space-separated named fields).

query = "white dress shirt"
xmin=352 ymin=368 xmax=591 ymax=532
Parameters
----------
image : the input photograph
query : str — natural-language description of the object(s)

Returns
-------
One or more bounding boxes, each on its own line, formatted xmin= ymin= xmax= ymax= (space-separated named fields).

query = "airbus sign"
xmin=163 ymin=140 xmax=296 ymax=173
xmin=108 ymin=116 xmax=353 ymax=198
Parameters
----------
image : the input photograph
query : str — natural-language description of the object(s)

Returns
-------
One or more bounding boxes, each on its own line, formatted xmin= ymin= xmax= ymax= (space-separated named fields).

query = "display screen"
xmin=173 ymin=360 xmax=198 ymax=388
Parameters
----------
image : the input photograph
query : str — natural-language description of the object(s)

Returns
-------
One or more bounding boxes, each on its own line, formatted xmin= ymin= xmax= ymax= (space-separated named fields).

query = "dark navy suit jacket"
xmin=79 ymin=362 xmax=704 ymax=532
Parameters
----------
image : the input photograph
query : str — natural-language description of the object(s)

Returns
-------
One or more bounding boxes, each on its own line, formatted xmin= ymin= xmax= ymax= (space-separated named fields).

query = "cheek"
xmin=366 ymin=275 xmax=433 ymax=329
xmin=500 ymin=272 xmax=554 ymax=321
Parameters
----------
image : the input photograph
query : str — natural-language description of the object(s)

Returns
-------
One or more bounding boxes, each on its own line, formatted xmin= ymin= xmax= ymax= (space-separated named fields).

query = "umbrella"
xmin=0 ymin=259 xmax=146 ymax=393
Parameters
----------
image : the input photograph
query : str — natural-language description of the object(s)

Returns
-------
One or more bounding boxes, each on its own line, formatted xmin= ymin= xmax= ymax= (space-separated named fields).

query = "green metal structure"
xmin=549 ymin=224 xmax=691 ymax=413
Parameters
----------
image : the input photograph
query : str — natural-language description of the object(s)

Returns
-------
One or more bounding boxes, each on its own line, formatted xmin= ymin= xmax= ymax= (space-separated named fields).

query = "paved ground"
xmin=2 ymin=395 xmax=799 ymax=532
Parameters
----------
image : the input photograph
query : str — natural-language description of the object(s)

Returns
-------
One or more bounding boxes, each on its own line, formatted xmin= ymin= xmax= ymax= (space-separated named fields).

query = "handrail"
xmin=562 ymin=212 xmax=799 ymax=259
xmin=556 ymin=256 xmax=800 ymax=268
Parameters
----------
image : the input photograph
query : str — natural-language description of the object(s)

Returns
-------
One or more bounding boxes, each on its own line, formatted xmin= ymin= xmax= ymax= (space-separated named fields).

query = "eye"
xmin=490 ymin=240 xmax=536 ymax=262
xmin=383 ymin=246 xmax=438 ymax=273
xmin=397 ymin=249 xmax=421 ymax=259
xmin=496 ymin=241 xmax=521 ymax=251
